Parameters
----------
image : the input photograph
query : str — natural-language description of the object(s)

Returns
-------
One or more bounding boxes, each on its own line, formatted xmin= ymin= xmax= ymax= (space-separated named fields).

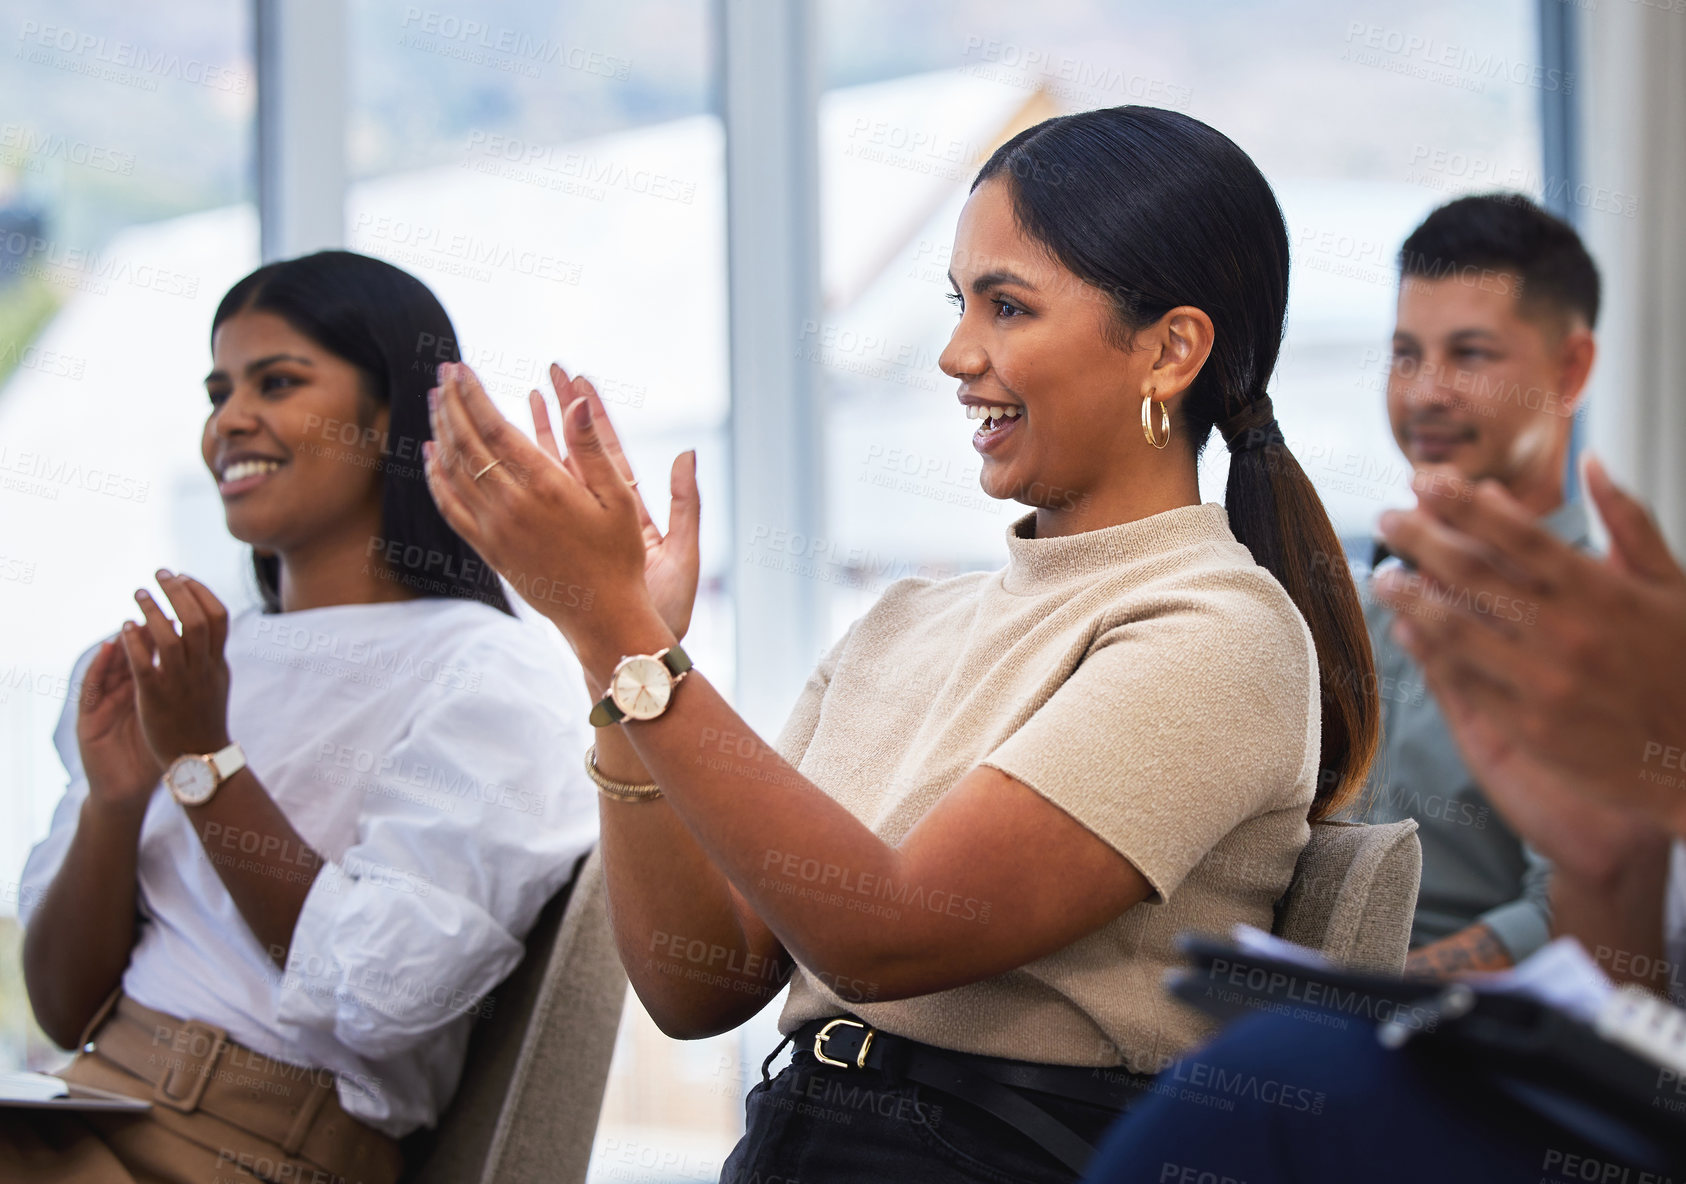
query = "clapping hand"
xmin=118 ymin=571 xmax=233 ymax=768
xmin=76 ymin=636 xmax=163 ymax=815
xmin=1375 ymin=457 xmax=1686 ymax=840
xmin=529 ymin=363 xmax=700 ymax=640
xmin=1404 ymin=655 xmax=1662 ymax=883
xmin=423 ymin=361 xmax=697 ymax=656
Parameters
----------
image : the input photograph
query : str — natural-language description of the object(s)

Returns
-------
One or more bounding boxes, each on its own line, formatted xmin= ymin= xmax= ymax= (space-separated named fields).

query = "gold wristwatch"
xmin=163 ymin=741 xmax=246 ymax=807
xmin=589 ymin=644 xmax=692 ymax=727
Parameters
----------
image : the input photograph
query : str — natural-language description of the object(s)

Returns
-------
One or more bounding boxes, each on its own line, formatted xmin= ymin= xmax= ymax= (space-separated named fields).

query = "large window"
xmin=813 ymin=0 xmax=1545 ymax=640
xmin=1 ymin=2 xmax=1556 ymax=1179
xmin=0 ymin=0 xmax=255 ymax=1075
xmin=345 ymin=1 xmax=727 ymax=692
xmin=342 ymin=4 xmax=739 ymax=1177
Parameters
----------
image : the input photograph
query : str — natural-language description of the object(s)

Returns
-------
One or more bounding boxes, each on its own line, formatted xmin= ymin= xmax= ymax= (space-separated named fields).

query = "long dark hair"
xmin=974 ymin=107 xmax=1378 ymax=820
xmin=211 ymin=250 xmax=513 ymax=615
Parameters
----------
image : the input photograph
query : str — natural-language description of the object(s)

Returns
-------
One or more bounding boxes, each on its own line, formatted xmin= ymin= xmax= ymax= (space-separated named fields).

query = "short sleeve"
xmin=20 ymin=639 xmax=110 ymax=929
xmin=773 ymin=620 xmax=858 ymax=768
xmin=1478 ymin=844 xmax=1554 ymax=961
xmin=981 ymin=585 xmax=1316 ymax=902
xmin=273 ymin=633 xmax=598 ymax=1061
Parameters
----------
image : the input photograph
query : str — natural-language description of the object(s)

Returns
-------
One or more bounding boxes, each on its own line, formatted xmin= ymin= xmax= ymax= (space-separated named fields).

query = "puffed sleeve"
xmin=273 ymin=631 xmax=598 ymax=1061
xmin=980 ymin=573 xmax=1318 ymax=903
xmin=20 ymin=640 xmax=109 ymax=928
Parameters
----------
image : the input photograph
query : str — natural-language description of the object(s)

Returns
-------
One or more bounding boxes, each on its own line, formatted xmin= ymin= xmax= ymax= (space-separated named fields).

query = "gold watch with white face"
xmin=589 ymin=645 xmax=692 ymax=727
xmin=163 ymin=742 xmax=246 ymax=807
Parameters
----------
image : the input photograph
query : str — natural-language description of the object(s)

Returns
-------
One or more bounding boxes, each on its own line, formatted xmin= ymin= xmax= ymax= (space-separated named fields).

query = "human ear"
xmin=1144 ymin=306 xmax=1216 ymax=403
xmin=1554 ymin=327 xmax=1596 ymax=418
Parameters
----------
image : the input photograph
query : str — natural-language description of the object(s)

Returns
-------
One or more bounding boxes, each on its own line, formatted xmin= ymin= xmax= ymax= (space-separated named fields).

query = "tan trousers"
xmin=0 ymin=994 xmax=402 ymax=1184
xmin=0 ymin=1105 xmax=258 ymax=1184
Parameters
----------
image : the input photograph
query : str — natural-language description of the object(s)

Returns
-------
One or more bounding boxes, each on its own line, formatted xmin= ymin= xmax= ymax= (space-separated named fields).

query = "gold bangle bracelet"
xmin=584 ymin=744 xmax=663 ymax=803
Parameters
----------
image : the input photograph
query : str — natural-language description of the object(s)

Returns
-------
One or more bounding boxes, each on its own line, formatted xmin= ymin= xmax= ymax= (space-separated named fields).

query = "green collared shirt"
xmin=1347 ymin=498 xmax=1591 ymax=958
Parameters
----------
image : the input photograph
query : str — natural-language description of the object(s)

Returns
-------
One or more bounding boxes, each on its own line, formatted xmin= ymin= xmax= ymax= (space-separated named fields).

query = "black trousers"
xmin=720 ymin=1040 xmax=1130 ymax=1184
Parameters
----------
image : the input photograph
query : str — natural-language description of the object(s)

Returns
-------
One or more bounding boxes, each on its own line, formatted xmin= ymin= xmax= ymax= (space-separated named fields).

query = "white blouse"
xmin=21 ymin=597 xmax=599 ymax=1137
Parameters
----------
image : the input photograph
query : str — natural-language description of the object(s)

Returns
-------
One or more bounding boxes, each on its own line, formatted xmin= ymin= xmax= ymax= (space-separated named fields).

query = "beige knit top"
xmin=774 ymin=502 xmax=1321 ymax=1074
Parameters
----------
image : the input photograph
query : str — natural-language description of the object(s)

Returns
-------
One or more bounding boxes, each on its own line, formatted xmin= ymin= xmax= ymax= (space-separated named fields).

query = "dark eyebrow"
xmin=946 ymin=269 xmax=1039 ymax=294
xmin=1446 ymin=328 xmax=1500 ymax=344
xmin=204 ymin=353 xmax=315 ymax=384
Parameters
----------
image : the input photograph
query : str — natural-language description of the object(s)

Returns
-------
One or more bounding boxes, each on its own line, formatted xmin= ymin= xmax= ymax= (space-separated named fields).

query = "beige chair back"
xmin=406 ymin=846 xmax=628 ymax=1184
xmin=1273 ymin=819 xmax=1422 ymax=973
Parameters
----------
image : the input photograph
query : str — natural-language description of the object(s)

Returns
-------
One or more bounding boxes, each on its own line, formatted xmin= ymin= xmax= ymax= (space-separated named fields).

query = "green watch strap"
xmin=662 ymin=644 xmax=692 ymax=678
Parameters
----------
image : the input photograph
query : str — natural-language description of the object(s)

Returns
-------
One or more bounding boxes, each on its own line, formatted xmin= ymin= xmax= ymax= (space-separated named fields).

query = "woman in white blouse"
xmin=13 ymin=252 xmax=596 ymax=1184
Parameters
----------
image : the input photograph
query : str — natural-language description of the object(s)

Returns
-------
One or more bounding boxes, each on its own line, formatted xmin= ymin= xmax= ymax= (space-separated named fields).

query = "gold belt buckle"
xmin=812 ymin=1018 xmax=874 ymax=1069
xmin=154 ymin=1020 xmax=228 ymax=1113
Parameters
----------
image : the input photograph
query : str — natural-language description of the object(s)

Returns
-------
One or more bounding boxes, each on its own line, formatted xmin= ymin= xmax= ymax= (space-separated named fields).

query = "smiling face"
xmin=202 ymin=308 xmax=391 ymax=556
xmin=938 ymin=177 xmax=1168 ymax=514
xmin=1387 ymin=275 xmax=1592 ymax=508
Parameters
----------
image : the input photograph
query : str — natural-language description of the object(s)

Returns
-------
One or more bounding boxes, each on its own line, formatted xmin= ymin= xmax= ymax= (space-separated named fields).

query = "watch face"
xmin=610 ymin=655 xmax=673 ymax=720
xmin=167 ymin=757 xmax=217 ymax=805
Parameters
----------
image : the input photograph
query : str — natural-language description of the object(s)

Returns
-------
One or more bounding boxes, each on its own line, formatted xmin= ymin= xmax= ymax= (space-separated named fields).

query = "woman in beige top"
xmin=422 ymin=105 xmax=1379 ymax=1183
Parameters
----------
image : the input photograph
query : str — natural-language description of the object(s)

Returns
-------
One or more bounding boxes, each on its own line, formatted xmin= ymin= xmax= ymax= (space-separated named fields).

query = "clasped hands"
xmin=78 ymin=571 xmax=232 ymax=815
xmin=422 ymin=361 xmax=701 ymax=685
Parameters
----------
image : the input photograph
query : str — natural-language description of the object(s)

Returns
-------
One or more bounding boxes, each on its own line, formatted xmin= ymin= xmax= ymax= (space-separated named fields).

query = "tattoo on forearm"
xmin=1404 ymin=923 xmax=1512 ymax=980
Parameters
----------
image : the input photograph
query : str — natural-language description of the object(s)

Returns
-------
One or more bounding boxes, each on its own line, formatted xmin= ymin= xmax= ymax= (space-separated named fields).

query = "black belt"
xmin=788 ymin=1017 xmax=1153 ymax=1175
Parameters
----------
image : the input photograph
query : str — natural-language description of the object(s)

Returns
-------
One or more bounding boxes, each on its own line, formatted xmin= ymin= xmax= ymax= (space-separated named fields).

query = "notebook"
xmin=0 ymin=1070 xmax=151 ymax=1112
xmin=1168 ymin=926 xmax=1686 ymax=1172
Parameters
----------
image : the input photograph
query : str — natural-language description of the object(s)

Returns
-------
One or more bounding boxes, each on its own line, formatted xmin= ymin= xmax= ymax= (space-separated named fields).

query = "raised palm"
xmin=528 ymin=363 xmax=701 ymax=639
xmin=75 ymin=638 xmax=163 ymax=809
xmin=1428 ymin=667 xmax=1660 ymax=881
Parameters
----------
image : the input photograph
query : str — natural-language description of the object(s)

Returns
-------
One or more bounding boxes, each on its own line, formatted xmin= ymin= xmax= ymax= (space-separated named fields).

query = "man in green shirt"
xmin=1352 ymin=193 xmax=1600 ymax=977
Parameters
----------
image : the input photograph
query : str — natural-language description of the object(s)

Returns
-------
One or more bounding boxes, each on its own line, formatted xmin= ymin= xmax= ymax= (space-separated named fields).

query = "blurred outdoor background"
xmin=2 ymin=2 xmax=1678 ymax=1179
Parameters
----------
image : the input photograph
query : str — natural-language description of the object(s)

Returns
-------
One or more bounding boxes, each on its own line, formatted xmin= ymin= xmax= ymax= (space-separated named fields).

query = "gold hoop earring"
xmin=1141 ymin=393 xmax=1170 ymax=449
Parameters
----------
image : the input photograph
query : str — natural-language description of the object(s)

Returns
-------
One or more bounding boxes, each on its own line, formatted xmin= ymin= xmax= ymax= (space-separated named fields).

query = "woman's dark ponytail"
xmin=975 ymin=107 xmax=1379 ymax=820
xmin=1215 ymin=397 xmax=1379 ymax=819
